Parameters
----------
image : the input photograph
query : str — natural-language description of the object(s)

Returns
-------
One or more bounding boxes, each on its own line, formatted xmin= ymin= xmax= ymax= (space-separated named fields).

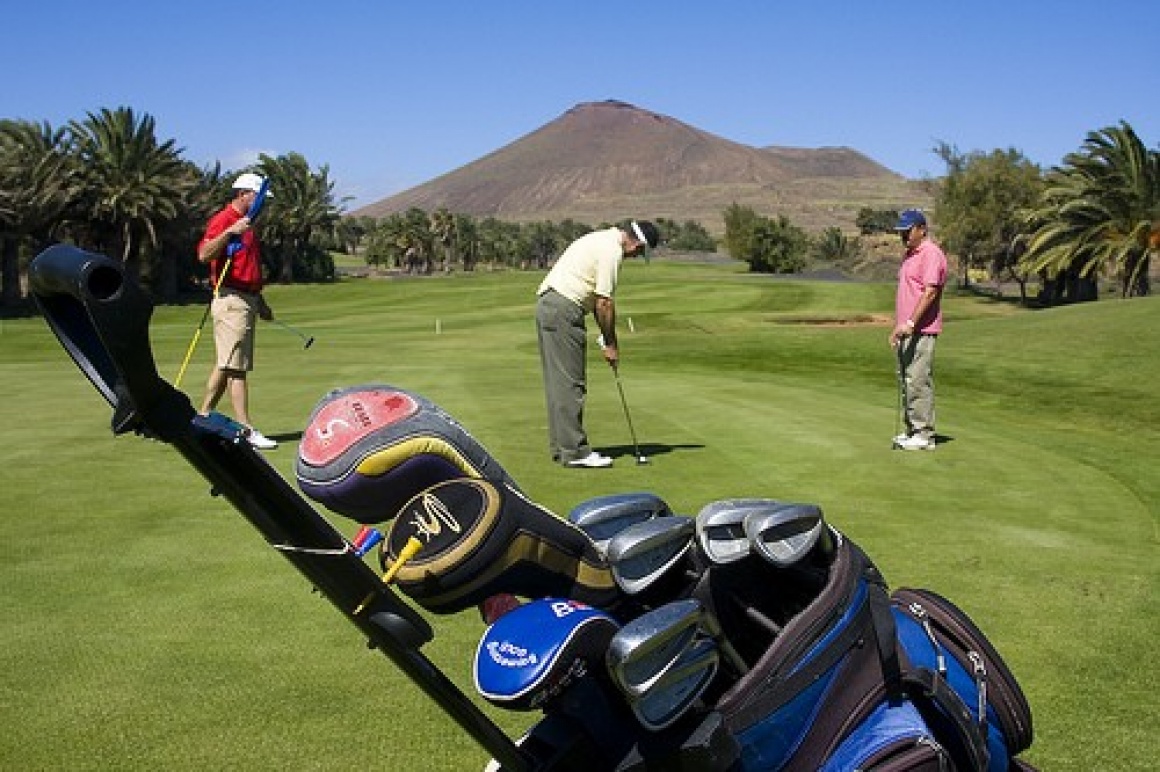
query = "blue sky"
xmin=4 ymin=1 xmax=1157 ymax=209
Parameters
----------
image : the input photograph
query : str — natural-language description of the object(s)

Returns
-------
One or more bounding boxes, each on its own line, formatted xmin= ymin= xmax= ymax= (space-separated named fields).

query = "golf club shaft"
xmin=175 ymin=256 xmax=233 ymax=388
xmin=270 ymin=317 xmax=314 ymax=347
xmin=893 ymin=347 xmax=904 ymax=447
xmin=612 ymin=364 xmax=643 ymax=459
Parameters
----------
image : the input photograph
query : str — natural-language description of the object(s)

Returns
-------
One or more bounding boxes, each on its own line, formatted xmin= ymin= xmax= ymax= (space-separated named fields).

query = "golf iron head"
xmin=695 ymin=498 xmax=784 ymax=566
xmin=742 ymin=503 xmax=834 ymax=568
xmin=567 ymin=492 xmax=671 ymax=557
xmin=605 ymin=516 xmax=695 ymax=596
xmin=628 ymin=637 xmax=719 ymax=731
xmin=607 ymin=598 xmax=706 ymax=698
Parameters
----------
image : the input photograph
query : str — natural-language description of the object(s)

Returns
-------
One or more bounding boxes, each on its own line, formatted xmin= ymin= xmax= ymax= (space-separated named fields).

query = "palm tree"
xmin=1020 ymin=122 xmax=1158 ymax=300
xmin=0 ymin=119 xmax=76 ymax=305
xmin=68 ymin=107 xmax=189 ymax=283
xmin=430 ymin=207 xmax=456 ymax=272
xmin=256 ymin=152 xmax=346 ymax=283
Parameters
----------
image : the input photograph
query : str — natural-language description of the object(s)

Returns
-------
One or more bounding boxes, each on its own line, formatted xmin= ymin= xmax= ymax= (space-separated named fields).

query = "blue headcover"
xmin=474 ymin=598 xmax=619 ymax=711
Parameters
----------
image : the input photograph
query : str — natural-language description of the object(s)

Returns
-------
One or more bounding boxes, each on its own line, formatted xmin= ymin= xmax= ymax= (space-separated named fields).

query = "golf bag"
xmin=689 ymin=532 xmax=1035 ymax=771
xmin=463 ymin=532 xmax=1034 ymax=771
xmin=890 ymin=588 xmax=1035 ymax=770
xmin=295 ymin=384 xmax=521 ymax=524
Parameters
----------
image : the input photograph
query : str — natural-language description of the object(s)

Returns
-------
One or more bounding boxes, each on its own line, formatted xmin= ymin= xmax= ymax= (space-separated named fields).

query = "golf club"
xmin=629 ymin=637 xmax=720 ymax=731
xmin=605 ymin=516 xmax=695 ymax=596
xmin=608 ymin=597 xmax=748 ymax=700
xmin=567 ymin=491 xmax=671 ymax=557
xmin=892 ymin=347 xmax=905 ymax=449
xmin=607 ymin=599 xmax=705 ymax=697
xmin=270 ymin=317 xmax=315 ymax=348
xmin=610 ymin=362 xmax=648 ymax=465
xmin=743 ymin=503 xmax=834 ymax=568
xmin=695 ymin=498 xmax=784 ymax=565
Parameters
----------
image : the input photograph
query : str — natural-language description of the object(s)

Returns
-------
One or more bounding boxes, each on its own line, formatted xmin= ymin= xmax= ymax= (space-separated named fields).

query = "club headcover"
xmin=475 ymin=598 xmax=619 ymax=711
xmin=381 ymin=478 xmax=622 ymax=614
xmin=296 ymin=385 xmax=520 ymax=524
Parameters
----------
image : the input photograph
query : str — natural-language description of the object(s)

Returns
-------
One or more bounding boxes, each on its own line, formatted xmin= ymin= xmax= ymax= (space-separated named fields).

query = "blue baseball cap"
xmin=894 ymin=209 xmax=926 ymax=230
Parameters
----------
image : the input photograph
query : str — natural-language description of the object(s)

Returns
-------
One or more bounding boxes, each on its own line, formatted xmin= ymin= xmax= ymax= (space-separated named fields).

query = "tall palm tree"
xmin=68 ymin=107 xmax=189 ymax=283
xmin=1020 ymin=122 xmax=1158 ymax=299
xmin=430 ymin=207 xmax=456 ymax=272
xmin=256 ymin=152 xmax=346 ymax=283
xmin=0 ymin=119 xmax=76 ymax=305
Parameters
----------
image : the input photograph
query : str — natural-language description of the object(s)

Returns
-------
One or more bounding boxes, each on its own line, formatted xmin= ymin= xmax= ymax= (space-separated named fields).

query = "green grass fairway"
xmin=1 ymin=259 xmax=1156 ymax=770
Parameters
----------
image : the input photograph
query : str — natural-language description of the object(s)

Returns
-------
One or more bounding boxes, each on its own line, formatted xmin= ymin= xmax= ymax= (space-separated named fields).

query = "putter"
xmin=567 ymin=492 xmax=671 ymax=557
xmin=270 ymin=317 xmax=315 ymax=348
xmin=695 ymin=498 xmax=784 ymax=565
xmin=743 ymin=503 xmax=834 ymax=568
xmin=611 ymin=362 xmax=648 ymax=465
xmin=605 ymin=516 xmax=695 ymax=596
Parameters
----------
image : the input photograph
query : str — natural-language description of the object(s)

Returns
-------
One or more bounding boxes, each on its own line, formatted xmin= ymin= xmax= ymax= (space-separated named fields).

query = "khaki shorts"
xmin=212 ymin=289 xmax=258 ymax=371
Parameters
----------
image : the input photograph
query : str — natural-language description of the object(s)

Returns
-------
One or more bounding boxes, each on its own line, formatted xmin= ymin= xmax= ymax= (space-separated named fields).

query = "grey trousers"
xmin=536 ymin=290 xmax=592 ymax=463
xmin=898 ymin=333 xmax=937 ymax=439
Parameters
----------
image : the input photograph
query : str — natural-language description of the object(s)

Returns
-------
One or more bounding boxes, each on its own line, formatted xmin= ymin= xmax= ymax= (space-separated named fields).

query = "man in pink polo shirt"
xmin=889 ymin=209 xmax=947 ymax=451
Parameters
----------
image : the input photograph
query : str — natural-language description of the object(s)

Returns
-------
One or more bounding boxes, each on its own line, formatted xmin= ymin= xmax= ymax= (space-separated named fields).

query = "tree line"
xmin=933 ymin=122 xmax=1157 ymax=303
xmin=3 ymin=108 xmax=1154 ymax=309
xmin=0 ymin=107 xmax=347 ymax=307
xmin=728 ymin=121 xmax=1157 ymax=304
xmin=346 ymin=213 xmax=715 ymax=274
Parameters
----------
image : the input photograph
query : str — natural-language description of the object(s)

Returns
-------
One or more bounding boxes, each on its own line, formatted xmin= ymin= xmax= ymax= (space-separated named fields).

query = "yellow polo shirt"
xmin=537 ymin=227 xmax=623 ymax=312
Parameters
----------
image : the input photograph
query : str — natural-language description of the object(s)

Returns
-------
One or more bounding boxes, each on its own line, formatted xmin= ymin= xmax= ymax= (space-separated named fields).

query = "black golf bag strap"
xmin=903 ymin=667 xmax=991 ymax=772
xmin=864 ymin=564 xmax=903 ymax=698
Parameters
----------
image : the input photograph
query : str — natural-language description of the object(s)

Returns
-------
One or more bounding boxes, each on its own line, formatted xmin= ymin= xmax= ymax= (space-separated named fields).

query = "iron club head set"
xmin=606 ymin=599 xmax=724 ymax=731
xmin=696 ymin=498 xmax=834 ymax=570
xmin=567 ymin=492 xmax=671 ymax=557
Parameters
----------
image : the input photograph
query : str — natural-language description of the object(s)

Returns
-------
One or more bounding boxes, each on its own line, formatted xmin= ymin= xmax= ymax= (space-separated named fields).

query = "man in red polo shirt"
xmin=197 ymin=172 xmax=277 ymax=450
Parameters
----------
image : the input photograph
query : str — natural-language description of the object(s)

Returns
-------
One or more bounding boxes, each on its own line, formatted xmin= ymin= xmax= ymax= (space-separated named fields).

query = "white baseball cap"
xmin=231 ymin=172 xmax=270 ymax=194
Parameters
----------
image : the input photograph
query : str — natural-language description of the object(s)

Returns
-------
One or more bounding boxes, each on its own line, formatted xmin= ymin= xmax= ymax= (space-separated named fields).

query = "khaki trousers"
xmin=898 ymin=333 xmax=937 ymax=439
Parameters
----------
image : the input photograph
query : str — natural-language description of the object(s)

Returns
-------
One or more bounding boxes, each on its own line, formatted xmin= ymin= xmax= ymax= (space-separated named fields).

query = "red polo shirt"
xmin=200 ymin=203 xmax=264 ymax=293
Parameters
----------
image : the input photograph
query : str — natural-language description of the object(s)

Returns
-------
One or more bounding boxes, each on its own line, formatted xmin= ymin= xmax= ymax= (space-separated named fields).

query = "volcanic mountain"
xmin=354 ymin=100 xmax=928 ymax=232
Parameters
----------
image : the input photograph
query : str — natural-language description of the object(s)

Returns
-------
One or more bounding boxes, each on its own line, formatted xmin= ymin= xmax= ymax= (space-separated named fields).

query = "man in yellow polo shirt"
xmin=535 ymin=220 xmax=660 ymax=468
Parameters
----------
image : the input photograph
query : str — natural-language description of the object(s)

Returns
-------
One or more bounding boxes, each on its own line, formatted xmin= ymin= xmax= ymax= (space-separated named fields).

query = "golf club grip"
xmin=225 ymin=178 xmax=269 ymax=258
xmin=28 ymin=245 xmax=532 ymax=772
xmin=247 ymin=178 xmax=270 ymax=220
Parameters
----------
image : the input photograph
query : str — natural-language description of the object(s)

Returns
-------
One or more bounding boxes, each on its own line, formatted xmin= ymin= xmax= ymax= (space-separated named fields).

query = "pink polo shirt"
xmin=895 ymin=239 xmax=947 ymax=335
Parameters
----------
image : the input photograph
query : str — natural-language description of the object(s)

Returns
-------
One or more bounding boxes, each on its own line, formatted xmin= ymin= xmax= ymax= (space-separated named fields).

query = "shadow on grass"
xmin=602 ymin=442 xmax=705 ymax=461
xmin=271 ymin=430 xmax=304 ymax=443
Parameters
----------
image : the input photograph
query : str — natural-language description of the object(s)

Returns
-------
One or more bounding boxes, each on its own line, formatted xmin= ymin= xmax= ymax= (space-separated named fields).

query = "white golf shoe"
xmin=246 ymin=428 xmax=278 ymax=450
xmin=896 ymin=434 xmax=935 ymax=451
xmin=567 ymin=451 xmax=613 ymax=468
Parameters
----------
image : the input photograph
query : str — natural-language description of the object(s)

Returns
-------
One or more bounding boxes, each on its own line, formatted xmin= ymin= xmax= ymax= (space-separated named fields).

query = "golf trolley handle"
xmin=29 ymin=245 xmax=532 ymax=772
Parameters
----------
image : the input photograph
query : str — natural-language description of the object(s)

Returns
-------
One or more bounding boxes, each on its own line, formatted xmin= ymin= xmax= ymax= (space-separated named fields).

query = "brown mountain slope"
xmin=355 ymin=100 xmax=930 ymax=233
